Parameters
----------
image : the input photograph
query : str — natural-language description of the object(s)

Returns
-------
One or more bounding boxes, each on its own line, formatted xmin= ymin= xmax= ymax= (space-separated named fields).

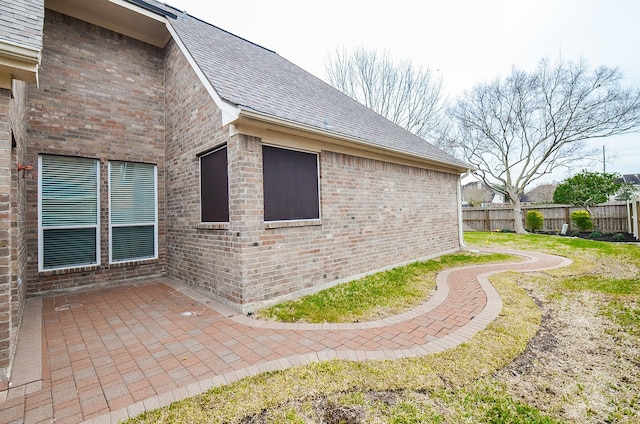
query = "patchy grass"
xmin=468 ymin=231 xmax=640 ymax=423
xmin=605 ymin=300 xmax=640 ymax=335
xmin=128 ymin=233 xmax=640 ymax=423
xmin=256 ymin=251 xmax=515 ymax=323
xmin=236 ymin=382 xmax=560 ymax=424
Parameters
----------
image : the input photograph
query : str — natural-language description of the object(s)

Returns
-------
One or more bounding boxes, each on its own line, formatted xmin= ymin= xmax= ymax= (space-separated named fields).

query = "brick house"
xmin=0 ymin=0 xmax=469 ymax=380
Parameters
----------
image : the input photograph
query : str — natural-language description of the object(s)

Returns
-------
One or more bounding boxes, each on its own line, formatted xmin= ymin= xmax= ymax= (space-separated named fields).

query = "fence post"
xmin=633 ymin=200 xmax=640 ymax=240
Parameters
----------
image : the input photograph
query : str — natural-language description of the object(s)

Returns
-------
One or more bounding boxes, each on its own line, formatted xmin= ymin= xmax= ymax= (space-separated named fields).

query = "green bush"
xmin=525 ymin=210 xmax=544 ymax=232
xmin=612 ymin=233 xmax=626 ymax=241
xmin=571 ymin=210 xmax=593 ymax=231
xmin=589 ymin=231 xmax=603 ymax=239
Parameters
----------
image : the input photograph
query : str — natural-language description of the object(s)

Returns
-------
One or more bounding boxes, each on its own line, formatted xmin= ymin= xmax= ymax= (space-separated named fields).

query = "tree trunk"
xmin=512 ymin=196 xmax=527 ymax=234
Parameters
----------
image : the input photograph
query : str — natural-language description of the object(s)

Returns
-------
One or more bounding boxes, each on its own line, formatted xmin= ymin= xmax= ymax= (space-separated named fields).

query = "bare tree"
xmin=325 ymin=48 xmax=446 ymax=140
xmin=447 ymin=58 xmax=640 ymax=233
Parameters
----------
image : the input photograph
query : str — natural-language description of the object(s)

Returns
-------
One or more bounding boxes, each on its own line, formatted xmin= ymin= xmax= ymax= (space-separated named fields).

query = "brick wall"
xmin=162 ymin=36 xmax=461 ymax=311
xmin=22 ymin=9 xmax=463 ymax=313
xmin=25 ymin=10 xmax=166 ymax=293
xmin=0 ymin=87 xmax=12 ymax=376
xmin=163 ymin=39 xmax=243 ymax=304
xmin=0 ymin=79 xmax=29 ymax=379
xmin=239 ymin=147 xmax=461 ymax=309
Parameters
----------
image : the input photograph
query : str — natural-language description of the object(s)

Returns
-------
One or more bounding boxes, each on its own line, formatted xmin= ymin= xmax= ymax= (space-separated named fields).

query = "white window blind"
xmin=39 ymin=155 xmax=100 ymax=271
xmin=109 ymin=161 xmax=157 ymax=263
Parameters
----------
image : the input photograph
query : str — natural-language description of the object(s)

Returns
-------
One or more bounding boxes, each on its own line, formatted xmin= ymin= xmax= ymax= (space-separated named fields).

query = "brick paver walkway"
xmin=0 ymin=248 xmax=571 ymax=423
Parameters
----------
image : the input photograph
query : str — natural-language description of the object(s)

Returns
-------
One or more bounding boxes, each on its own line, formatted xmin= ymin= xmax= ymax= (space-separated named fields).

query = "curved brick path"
xmin=0 ymin=248 xmax=571 ymax=424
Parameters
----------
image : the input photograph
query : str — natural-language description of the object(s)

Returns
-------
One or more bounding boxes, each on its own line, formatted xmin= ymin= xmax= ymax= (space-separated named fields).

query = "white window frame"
xmin=108 ymin=161 xmax=158 ymax=264
xmin=38 ymin=155 xmax=101 ymax=272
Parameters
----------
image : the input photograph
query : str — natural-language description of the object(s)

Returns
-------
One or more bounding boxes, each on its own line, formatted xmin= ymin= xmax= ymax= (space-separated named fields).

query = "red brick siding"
xmin=0 ymin=88 xmax=12 ymax=374
xmin=239 ymin=148 xmax=461 ymax=308
xmin=25 ymin=10 xmax=166 ymax=293
xmin=0 ymin=79 xmax=29 ymax=377
xmin=162 ymin=36 xmax=461 ymax=310
xmin=21 ymin=10 xmax=462 ymax=314
xmin=163 ymin=39 xmax=243 ymax=304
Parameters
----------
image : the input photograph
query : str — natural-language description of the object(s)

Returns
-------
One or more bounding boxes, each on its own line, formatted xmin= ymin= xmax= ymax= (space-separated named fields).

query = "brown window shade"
xmin=263 ymin=145 xmax=320 ymax=221
xmin=200 ymin=146 xmax=229 ymax=222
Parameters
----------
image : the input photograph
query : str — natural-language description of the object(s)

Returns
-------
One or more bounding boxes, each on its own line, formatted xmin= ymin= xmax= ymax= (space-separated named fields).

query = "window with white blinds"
xmin=109 ymin=161 xmax=157 ymax=263
xmin=39 ymin=155 xmax=100 ymax=271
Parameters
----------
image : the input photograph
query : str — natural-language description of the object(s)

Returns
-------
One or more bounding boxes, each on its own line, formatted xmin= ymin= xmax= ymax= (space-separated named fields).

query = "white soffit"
xmin=46 ymin=0 xmax=171 ymax=47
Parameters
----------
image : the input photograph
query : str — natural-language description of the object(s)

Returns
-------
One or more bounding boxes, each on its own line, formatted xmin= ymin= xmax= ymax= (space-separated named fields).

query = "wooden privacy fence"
xmin=462 ymin=202 xmax=631 ymax=234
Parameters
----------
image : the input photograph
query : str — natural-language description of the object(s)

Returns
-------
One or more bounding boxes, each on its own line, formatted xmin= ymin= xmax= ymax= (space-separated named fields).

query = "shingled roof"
xmin=159 ymin=6 xmax=468 ymax=170
xmin=0 ymin=0 xmax=43 ymax=83
xmin=0 ymin=0 xmax=44 ymax=51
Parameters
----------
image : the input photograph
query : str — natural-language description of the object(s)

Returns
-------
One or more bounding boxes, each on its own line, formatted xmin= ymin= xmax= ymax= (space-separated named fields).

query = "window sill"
xmin=39 ymin=264 xmax=101 ymax=276
xmin=110 ymin=257 xmax=158 ymax=267
xmin=265 ymin=219 xmax=322 ymax=229
xmin=195 ymin=222 xmax=230 ymax=230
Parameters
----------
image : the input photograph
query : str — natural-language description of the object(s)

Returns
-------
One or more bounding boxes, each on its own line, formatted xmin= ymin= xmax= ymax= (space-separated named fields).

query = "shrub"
xmin=525 ymin=210 xmax=544 ymax=232
xmin=612 ymin=233 xmax=626 ymax=241
xmin=571 ymin=231 xmax=581 ymax=237
xmin=571 ymin=210 xmax=593 ymax=231
xmin=589 ymin=231 xmax=603 ymax=239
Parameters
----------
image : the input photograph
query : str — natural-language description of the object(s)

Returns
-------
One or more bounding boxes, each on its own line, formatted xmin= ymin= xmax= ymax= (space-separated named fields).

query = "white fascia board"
xmin=165 ymin=24 xmax=240 ymax=125
xmin=237 ymin=108 xmax=470 ymax=173
xmin=0 ymin=39 xmax=41 ymax=64
xmin=0 ymin=39 xmax=41 ymax=84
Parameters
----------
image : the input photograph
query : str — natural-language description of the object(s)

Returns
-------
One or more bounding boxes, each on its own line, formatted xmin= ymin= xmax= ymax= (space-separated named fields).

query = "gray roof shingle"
xmin=136 ymin=0 xmax=469 ymax=170
xmin=0 ymin=0 xmax=44 ymax=51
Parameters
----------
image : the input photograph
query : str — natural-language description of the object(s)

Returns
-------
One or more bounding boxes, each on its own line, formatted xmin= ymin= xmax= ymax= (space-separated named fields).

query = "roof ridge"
xmin=164 ymin=3 xmax=276 ymax=54
xmin=123 ymin=0 xmax=177 ymax=19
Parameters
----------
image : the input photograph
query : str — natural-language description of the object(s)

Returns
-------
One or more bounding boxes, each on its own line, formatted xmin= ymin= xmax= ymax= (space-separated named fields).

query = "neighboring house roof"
xmin=164 ymin=5 xmax=469 ymax=171
xmin=0 ymin=0 xmax=44 ymax=83
xmin=521 ymin=183 xmax=558 ymax=204
xmin=461 ymin=180 xmax=506 ymax=205
xmin=622 ymin=174 xmax=640 ymax=185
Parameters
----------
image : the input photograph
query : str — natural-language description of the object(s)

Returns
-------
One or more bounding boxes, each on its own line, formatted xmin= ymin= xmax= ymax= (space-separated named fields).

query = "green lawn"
xmin=128 ymin=232 xmax=640 ymax=423
xmin=256 ymin=251 xmax=515 ymax=323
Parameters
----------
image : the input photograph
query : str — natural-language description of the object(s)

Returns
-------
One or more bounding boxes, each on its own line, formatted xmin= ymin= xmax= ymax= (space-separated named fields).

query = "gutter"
xmin=458 ymin=170 xmax=472 ymax=248
xmin=236 ymin=108 xmax=470 ymax=174
xmin=0 ymin=39 xmax=41 ymax=85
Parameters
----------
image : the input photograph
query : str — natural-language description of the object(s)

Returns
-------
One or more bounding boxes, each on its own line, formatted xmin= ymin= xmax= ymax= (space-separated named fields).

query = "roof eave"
xmin=0 ymin=40 xmax=41 ymax=85
xmin=234 ymin=108 xmax=471 ymax=174
xmin=46 ymin=0 xmax=172 ymax=47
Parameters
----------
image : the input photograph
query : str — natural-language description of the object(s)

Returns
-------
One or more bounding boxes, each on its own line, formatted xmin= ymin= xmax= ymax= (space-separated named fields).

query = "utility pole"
xmin=603 ymin=145 xmax=606 ymax=173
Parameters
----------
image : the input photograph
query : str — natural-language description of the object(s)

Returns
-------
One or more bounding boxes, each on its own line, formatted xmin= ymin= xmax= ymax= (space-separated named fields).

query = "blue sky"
xmin=167 ymin=0 xmax=639 ymax=183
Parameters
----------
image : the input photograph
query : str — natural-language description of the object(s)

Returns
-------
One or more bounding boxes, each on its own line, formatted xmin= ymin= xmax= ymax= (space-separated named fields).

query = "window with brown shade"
xmin=200 ymin=146 xmax=229 ymax=222
xmin=262 ymin=145 xmax=320 ymax=221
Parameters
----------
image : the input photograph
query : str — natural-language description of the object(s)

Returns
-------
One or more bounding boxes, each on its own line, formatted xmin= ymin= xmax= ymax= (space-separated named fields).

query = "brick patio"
xmin=0 ymin=248 xmax=570 ymax=424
